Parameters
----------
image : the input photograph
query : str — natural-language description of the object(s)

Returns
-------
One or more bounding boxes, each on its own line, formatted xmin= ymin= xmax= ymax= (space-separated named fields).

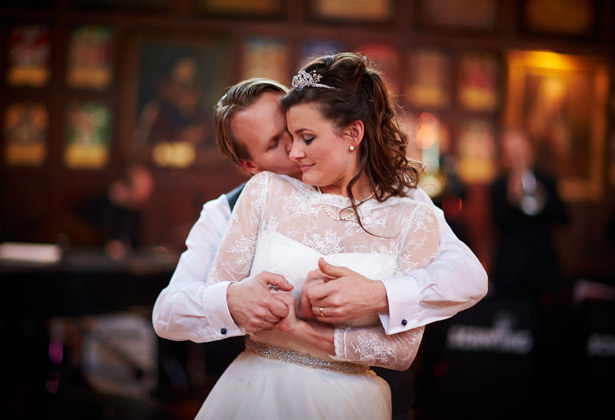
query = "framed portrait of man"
xmin=504 ymin=50 xmax=609 ymax=201
xmin=121 ymin=33 xmax=231 ymax=168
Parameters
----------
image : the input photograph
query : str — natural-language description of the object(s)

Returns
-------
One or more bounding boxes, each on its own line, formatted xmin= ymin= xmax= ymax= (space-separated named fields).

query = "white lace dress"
xmin=195 ymin=172 xmax=439 ymax=420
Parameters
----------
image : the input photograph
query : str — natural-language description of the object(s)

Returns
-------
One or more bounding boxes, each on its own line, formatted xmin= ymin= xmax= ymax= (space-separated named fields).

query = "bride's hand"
xmin=296 ymin=270 xmax=328 ymax=319
xmin=274 ymin=291 xmax=303 ymax=334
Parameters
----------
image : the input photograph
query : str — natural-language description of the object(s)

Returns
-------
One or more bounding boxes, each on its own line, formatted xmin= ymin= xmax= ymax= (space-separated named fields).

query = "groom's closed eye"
xmin=267 ymin=137 xmax=280 ymax=150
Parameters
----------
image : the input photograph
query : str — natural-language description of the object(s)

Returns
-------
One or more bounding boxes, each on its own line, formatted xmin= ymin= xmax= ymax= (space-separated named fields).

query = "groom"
xmin=153 ymin=78 xmax=488 ymax=420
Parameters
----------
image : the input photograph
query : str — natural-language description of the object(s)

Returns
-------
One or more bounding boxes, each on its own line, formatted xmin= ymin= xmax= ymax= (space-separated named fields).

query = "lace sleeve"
xmin=332 ymin=201 xmax=439 ymax=370
xmin=333 ymin=325 xmax=424 ymax=370
xmin=396 ymin=202 xmax=440 ymax=277
xmin=206 ymin=172 xmax=269 ymax=285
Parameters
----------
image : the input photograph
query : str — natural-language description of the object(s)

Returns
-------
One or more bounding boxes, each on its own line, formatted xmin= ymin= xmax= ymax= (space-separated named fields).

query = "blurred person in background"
xmin=490 ymin=127 xmax=569 ymax=301
xmin=489 ymin=127 xmax=569 ymax=402
xmin=77 ymin=162 xmax=154 ymax=258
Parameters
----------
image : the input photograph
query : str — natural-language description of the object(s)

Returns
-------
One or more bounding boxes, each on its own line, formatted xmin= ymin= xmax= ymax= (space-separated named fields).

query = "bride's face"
xmin=286 ymin=102 xmax=358 ymax=195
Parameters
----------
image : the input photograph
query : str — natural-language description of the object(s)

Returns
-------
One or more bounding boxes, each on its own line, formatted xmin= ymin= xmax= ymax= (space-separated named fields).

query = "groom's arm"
xmin=305 ymin=187 xmax=488 ymax=334
xmin=152 ymin=193 xmax=290 ymax=342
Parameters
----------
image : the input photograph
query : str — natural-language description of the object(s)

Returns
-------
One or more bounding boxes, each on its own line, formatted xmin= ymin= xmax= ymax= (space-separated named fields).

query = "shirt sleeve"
xmin=152 ymin=193 xmax=245 ymax=343
xmin=378 ymin=187 xmax=488 ymax=335
xmin=331 ymin=201 xmax=439 ymax=370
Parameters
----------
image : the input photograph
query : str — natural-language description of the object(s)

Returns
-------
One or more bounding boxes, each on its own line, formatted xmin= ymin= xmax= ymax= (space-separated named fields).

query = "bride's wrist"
xmin=287 ymin=317 xmax=309 ymax=338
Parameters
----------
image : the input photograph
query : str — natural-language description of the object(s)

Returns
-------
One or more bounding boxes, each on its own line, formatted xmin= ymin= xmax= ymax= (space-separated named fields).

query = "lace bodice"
xmin=207 ymin=172 xmax=439 ymax=369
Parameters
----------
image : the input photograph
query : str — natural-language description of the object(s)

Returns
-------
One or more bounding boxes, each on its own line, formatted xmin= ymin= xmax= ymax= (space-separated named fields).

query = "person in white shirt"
xmin=153 ymin=73 xmax=487 ymax=419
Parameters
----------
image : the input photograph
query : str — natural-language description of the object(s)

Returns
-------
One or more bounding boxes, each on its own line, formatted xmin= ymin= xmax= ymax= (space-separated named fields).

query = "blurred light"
xmin=416 ymin=112 xmax=438 ymax=149
xmin=419 ymin=173 xmax=445 ymax=198
xmin=521 ymin=50 xmax=578 ymax=71
xmin=152 ymin=141 xmax=195 ymax=168
xmin=416 ymin=112 xmax=440 ymax=173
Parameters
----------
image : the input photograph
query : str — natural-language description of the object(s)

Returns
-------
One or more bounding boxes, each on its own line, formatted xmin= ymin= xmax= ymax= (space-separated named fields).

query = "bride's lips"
xmin=299 ymin=163 xmax=314 ymax=172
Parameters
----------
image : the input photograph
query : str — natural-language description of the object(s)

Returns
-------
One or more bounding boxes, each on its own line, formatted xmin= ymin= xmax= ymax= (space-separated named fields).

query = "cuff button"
xmin=401 ymin=319 xmax=408 ymax=326
xmin=221 ymin=328 xmax=228 ymax=335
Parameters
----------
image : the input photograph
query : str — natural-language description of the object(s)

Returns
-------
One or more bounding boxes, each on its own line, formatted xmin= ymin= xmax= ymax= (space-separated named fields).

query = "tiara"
xmin=291 ymin=69 xmax=335 ymax=89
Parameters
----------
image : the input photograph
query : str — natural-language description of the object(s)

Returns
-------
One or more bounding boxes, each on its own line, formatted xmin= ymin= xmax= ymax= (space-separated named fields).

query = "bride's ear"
xmin=345 ymin=120 xmax=364 ymax=148
xmin=348 ymin=120 xmax=364 ymax=145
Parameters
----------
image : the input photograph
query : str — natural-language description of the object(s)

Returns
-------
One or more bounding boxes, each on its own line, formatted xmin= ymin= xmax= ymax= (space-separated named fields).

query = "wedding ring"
xmin=268 ymin=284 xmax=279 ymax=294
xmin=319 ymin=307 xmax=325 ymax=317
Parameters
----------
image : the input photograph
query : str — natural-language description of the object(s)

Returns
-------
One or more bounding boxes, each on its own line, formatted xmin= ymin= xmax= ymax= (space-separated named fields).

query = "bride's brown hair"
xmin=282 ymin=52 xmax=424 ymax=225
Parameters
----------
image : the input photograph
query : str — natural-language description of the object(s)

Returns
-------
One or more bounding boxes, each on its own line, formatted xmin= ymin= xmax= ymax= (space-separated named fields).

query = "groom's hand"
xmin=227 ymin=272 xmax=293 ymax=333
xmin=307 ymin=258 xmax=388 ymax=323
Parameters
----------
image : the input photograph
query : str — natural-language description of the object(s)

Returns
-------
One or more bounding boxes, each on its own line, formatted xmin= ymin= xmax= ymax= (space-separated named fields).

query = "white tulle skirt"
xmin=195 ymin=350 xmax=391 ymax=420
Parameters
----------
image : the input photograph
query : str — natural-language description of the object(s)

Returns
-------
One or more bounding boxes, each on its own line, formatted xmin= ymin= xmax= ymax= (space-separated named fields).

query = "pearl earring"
xmin=349 ymin=145 xmax=355 ymax=151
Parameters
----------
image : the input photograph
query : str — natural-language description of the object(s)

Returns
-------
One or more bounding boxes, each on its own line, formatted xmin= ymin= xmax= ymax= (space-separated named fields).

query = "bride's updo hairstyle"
xmin=281 ymin=52 xmax=424 ymax=207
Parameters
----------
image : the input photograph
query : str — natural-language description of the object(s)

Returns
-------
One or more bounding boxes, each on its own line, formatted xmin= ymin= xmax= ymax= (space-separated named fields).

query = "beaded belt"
xmin=245 ymin=339 xmax=369 ymax=374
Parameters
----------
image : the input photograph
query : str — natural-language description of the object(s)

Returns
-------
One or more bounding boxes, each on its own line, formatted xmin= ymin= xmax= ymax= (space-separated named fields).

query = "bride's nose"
xmin=288 ymin=139 xmax=305 ymax=161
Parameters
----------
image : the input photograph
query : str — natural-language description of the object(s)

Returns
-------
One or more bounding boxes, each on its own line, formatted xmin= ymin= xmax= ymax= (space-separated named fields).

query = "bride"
xmin=195 ymin=52 xmax=439 ymax=420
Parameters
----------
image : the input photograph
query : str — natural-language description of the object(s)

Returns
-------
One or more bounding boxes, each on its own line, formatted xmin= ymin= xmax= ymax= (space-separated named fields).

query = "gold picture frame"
xmin=504 ymin=50 xmax=609 ymax=201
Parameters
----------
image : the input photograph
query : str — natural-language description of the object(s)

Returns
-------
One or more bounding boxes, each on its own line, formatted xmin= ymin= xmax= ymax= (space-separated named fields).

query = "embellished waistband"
xmin=245 ymin=339 xmax=369 ymax=374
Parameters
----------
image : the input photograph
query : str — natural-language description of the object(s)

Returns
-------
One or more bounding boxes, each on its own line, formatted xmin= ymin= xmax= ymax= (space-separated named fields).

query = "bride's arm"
xmin=276 ymin=292 xmax=424 ymax=371
xmin=277 ymin=203 xmax=439 ymax=370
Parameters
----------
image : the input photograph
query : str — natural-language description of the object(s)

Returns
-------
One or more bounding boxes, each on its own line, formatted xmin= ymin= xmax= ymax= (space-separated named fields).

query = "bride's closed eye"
xmin=302 ymin=136 xmax=315 ymax=145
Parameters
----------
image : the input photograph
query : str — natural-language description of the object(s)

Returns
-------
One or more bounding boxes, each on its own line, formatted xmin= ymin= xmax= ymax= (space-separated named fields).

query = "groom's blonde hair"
xmin=214 ymin=78 xmax=289 ymax=166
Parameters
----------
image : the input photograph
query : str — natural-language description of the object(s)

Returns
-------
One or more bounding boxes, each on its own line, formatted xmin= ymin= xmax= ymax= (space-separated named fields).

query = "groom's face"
xmin=232 ymin=92 xmax=302 ymax=179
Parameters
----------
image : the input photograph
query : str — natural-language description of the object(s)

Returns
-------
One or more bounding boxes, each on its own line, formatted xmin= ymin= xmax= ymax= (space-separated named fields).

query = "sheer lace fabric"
xmin=207 ymin=171 xmax=438 ymax=370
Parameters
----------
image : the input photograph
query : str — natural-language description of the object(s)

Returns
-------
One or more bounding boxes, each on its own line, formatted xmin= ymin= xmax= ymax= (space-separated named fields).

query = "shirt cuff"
xmin=203 ymin=281 xmax=245 ymax=339
xmin=379 ymin=274 xmax=422 ymax=334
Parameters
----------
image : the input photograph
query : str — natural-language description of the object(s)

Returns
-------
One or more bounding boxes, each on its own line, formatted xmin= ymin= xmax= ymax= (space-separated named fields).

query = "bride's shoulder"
xmin=246 ymin=172 xmax=305 ymax=194
xmin=389 ymin=195 xmax=438 ymax=220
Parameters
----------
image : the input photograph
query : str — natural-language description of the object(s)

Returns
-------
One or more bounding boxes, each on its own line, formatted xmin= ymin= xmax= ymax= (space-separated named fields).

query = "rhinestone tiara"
xmin=291 ymin=69 xmax=335 ymax=89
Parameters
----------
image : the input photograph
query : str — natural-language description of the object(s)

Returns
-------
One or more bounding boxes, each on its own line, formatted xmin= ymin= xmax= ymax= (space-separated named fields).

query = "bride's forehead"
xmin=287 ymin=104 xmax=330 ymax=128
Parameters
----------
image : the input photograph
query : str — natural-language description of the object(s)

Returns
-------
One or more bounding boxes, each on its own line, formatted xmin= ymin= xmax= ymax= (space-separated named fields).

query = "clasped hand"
xmin=228 ymin=258 xmax=387 ymax=333
xmin=276 ymin=257 xmax=388 ymax=327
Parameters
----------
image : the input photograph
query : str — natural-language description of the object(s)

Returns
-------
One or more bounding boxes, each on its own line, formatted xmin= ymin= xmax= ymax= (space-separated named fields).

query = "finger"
xmin=261 ymin=313 xmax=282 ymax=324
xmin=269 ymin=296 xmax=290 ymax=318
xmin=317 ymin=258 xmax=349 ymax=281
xmin=306 ymin=268 xmax=334 ymax=283
xmin=312 ymin=306 xmax=332 ymax=318
xmin=262 ymin=272 xmax=294 ymax=291
xmin=307 ymin=281 xmax=333 ymax=301
xmin=309 ymin=295 xmax=331 ymax=308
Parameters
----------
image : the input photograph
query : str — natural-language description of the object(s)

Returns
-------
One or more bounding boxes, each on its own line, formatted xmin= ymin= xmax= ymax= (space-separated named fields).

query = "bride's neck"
xmin=318 ymin=176 xmax=373 ymax=201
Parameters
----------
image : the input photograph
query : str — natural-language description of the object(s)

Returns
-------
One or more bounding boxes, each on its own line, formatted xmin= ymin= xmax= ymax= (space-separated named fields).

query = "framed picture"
xmin=457 ymin=52 xmax=499 ymax=112
xmin=405 ymin=48 xmax=451 ymax=109
xmin=242 ymin=37 xmax=289 ymax=85
xmin=125 ymin=35 xmax=231 ymax=167
xmin=415 ymin=0 xmax=497 ymax=33
xmin=519 ymin=0 xmax=598 ymax=39
xmin=311 ymin=0 xmax=393 ymax=22
xmin=64 ymin=101 xmax=111 ymax=169
xmin=6 ymin=23 xmax=51 ymax=87
xmin=504 ymin=50 xmax=609 ymax=201
xmin=66 ymin=25 xmax=114 ymax=90
xmin=3 ymin=102 xmax=48 ymax=166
